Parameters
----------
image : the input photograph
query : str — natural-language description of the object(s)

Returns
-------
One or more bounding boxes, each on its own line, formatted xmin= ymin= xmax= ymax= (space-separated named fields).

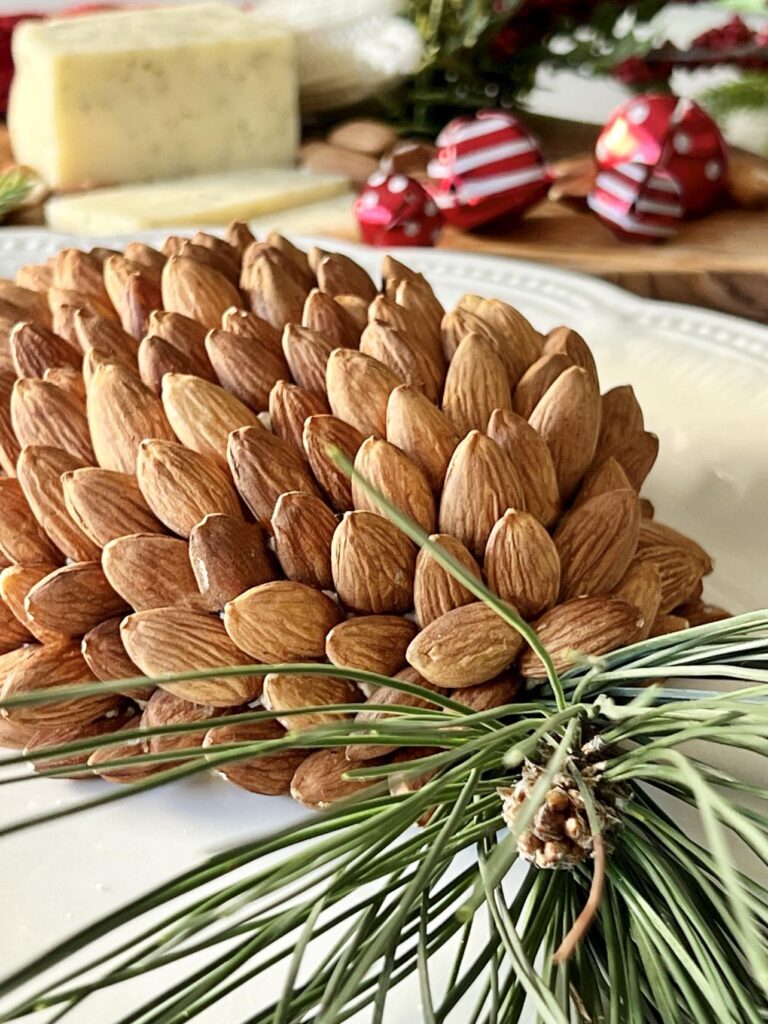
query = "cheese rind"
xmin=9 ymin=4 xmax=298 ymax=189
xmin=44 ymin=170 xmax=351 ymax=234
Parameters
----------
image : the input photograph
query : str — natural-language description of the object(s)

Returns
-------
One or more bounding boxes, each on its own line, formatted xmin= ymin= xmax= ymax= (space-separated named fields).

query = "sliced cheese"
xmin=44 ymin=169 xmax=351 ymax=234
xmin=9 ymin=4 xmax=298 ymax=189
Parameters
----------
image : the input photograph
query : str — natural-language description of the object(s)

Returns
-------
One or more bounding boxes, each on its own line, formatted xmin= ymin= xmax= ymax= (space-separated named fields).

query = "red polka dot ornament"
xmin=425 ymin=109 xmax=551 ymax=230
xmin=594 ymin=95 xmax=728 ymax=218
xmin=354 ymin=173 xmax=443 ymax=247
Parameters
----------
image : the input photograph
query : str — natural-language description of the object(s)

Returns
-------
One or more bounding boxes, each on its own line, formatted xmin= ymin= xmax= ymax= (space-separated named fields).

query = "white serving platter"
xmin=0 ymin=231 xmax=767 ymax=1023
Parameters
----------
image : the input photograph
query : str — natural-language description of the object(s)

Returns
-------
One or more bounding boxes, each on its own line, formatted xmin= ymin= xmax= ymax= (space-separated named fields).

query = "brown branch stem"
xmin=552 ymin=833 xmax=606 ymax=965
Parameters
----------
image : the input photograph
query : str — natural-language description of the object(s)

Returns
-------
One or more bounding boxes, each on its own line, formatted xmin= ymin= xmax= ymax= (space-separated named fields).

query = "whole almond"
xmin=302 ymin=414 xmax=364 ymax=512
xmin=394 ymin=277 xmax=444 ymax=338
xmin=206 ymin=328 xmax=291 ymax=412
xmin=596 ymin=385 xmax=644 ymax=458
xmin=673 ymin=600 xmax=729 ymax=627
xmin=51 ymin=304 xmax=81 ymax=346
xmin=189 ymin=513 xmax=274 ymax=610
xmin=87 ymin=363 xmax=174 ymax=474
xmin=485 ymin=510 xmax=561 ymax=618
xmin=0 ymin=712 xmax=38 ymax=751
xmin=282 ymin=324 xmax=336 ymax=397
xmin=1 ymin=639 xmax=119 ymax=728
xmin=225 ymin=220 xmax=257 ymax=258
xmin=148 ymin=308 xmax=207 ymax=349
xmin=0 ymin=563 xmax=64 ymax=643
xmin=82 ymin=616 xmax=146 ymax=692
xmin=346 ymin=668 xmax=445 ymax=761
xmin=513 ymin=353 xmax=571 ymax=420
xmin=138 ymin=335 xmax=217 ymax=395
xmin=191 ymin=231 xmax=241 ymax=275
xmin=12 ymin=378 xmax=94 ymax=463
xmin=543 ymin=326 xmax=598 ymax=386
xmin=300 ymin=140 xmax=378 ymax=186
xmin=554 ymin=489 xmax=640 ymax=599
xmin=243 ymin=252 xmax=307 ymax=328
xmin=242 ymin=243 xmax=308 ymax=291
xmin=317 ymin=252 xmax=376 ymax=302
xmin=26 ymin=712 xmax=134 ymax=779
xmin=123 ymin=242 xmax=165 ymax=282
xmin=0 ymin=478 xmax=61 ymax=564
xmin=574 ymin=456 xmax=632 ymax=506
xmin=73 ymin=310 xmax=140 ymax=365
xmin=25 ymin=562 xmax=128 ymax=637
xmin=136 ymin=439 xmax=241 ymax=538
xmin=53 ymin=248 xmax=111 ymax=307
xmin=326 ymin=615 xmax=419 ymax=677
xmin=161 ymin=255 xmax=242 ymax=330
xmin=440 ymin=306 xmax=492 ymax=362
xmin=439 ymin=431 xmax=525 ymax=558
xmin=272 ymin=491 xmax=336 ymax=590
xmin=265 ymin=232 xmax=314 ymax=287
xmin=302 ymin=288 xmax=360 ymax=348
xmin=336 ymin=293 xmax=371 ymax=332
xmin=352 ymin=437 xmax=436 ymax=534
xmin=103 ymin=533 xmax=216 ymax=612
xmin=368 ymin=294 xmax=444 ymax=370
xmin=269 ymin=381 xmax=328 ymax=452
xmin=528 ymin=366 xmax=600 ymax=501
xmin=87 ymin=723 xmax=163 ymax=784
xmin=413 ymin=533 xmax=481 ymax=628
xmin=0 ymin=282 xmax=50 ymax=324
xmin=142 ymin=687 xmax=216 ymax=755
xmin=179 ymin=241 xmax=239 ymax=287
xmin=204 ymin=719 xmax=307 ymax=795
xmin=62 ymin=467 xmax=164 ymax=546
xmin=221 ymin=307 xmax=284 ymax=355
xmin=611 ymin=561 xmax=662 ymax=640
xmin=162 ymin=373 xmax=262 ymax=465
xmin=360 ymin=320 xmax=445 ymax=403
xmin=227 ymin=426 xmax=320 ymax=522
xmin=637 ymin=520 xmax=713 ymax=575
xmin=519 ymin=596 xmax=644 ymax=677
xmin=632 ymin=545 xmax=707 ymax=613
xmin=0 ymin=370 xmax=21 ymax=475
xmin=385 ymin=385 xmax=459 ymax=493
xmin=607 ymin=431 xmax=659 ymax=491
xmin=15 ymin=264 xmax=54 ymax=293
xmin=121 ymin=608 xmax=262 ymax=706
xmin=331 ymin=511 xmax=417 ymax=615
xmin=0 ymin=589 xmax=33 ymax=652
xmin=326 ymin=349 xmax=402 ymax=439
xmin=452 ymin=672 xmax=522 ymax=712
xmin=290 ymin=747 xmax=377 ymax=809
xmin=407 ymin=601 xmax=525 ymax=688
xmin=16 ymin=446 xmax=100 ymax=563
xmin=470 ymin=297 xmax=542 ymax=385
xmin=649 ymin=613 xmax=689 ymax=637
xmin=486 ymin=409 xmax=561 ymax=527
xmin=42 ymin=366 xmax=85 ymax=400
xmin=442 ymin=332 xmax=511 ymax=436
xmin=263 ymin=673 xmax=361 ymax=732
xmin=9 ymin=322 xmax=81 ymax=379
xmin=225 ymin=580 xmax=341 ymax=662
xmin=328 ymin=118 xmax=398 ymax=156
xmin=49 ymin=285 xmax=116 ymax=323
xmin=104 ymin=255 xmax=162 ymax=338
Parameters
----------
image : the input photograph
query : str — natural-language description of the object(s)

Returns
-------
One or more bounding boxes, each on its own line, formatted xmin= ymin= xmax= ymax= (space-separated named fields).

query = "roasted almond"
xmin=439 ymin=431 xmax=525 ymax=558
xmin=25 ymin=562 xmax=128 ymax=637
xmin=485 ymin=510 xmax=561 ymax=618
xmin=513 ymin=352 xmax=571 ymax=420
xmin=161 ymin=255 xmax=242 ymax=330
xmin=331 ymin=511 xmax=417 ymax=615
xmin=326 ymin=615 xmax=418 ymax=677
xmin=272 ymin=491 xmax=336 ymax=590
xmin=16 ymin=446 xmax=100 ymax=563
xmin=486 ymin=409 xmax=561 ymax=527
xmin=442 ymin=332 xmax=511 ymax=436
xmin=87 ymin=363 xmax=174 ymax=474
xmin=326 ymin=349 xmax=402 ymax=439
xmin=554 ymin=489 xmax=640 ymax=599
xmin=0 ymin=478 xmax=61 ymax=565
xmin=61 ymin=467 xmax=164 ymax=546
xmin=227 ymin=426 xmax=320 ymax=522
xmin=413 ymin=533 xmax=481 ymax=628
xmin=269 ymin=380 xmax=328 ymax=452
xmin=263 ymin=673 xmax=361 ymax=732
xmin=11 ymin=377 xmax=94 ymax=463
xmin=290 ymin=747 xmax=377 ymax=809
xmin=611 ymin=561 xmax=662 ymax=640
xmin=543 ymin=326 xmax=598 ymax=387
xmin=205 ymin=328 xmax=291 ymax=412
xmin=302 ymin=414 xmax=364 ymax=512
xmin=9 ymin=322 xmax=81 ymax=379
xmin=224 ymin=580 xmax=341 ymax=663
xmin=519 ymin=596 xmax=644 ymax=677
xmin=189 ymin=513 xmax=275 ymax=611
xmin=103 ymin=533 xmax=216 ymax=612
xmin=352 ymin=437 xmax=436 ymax=534
xmin=407 ymin=601 xmax=525 ymax=688
xmin=203 ymin=719 xmax=307 ymax=795
xmin=281 ymin=324 xmax=336 ymax=397
xmin=162 ymin=373 xmax=262 ymax=465
xmin=1 ymin=639 xmax=119 ymax=728
xmin=302 ymin=288 xmax=360 ymax=349
xmin=121 ymin=607 xmax=262 ymax=706
xmin=360 ymin=320 xmax=445 ymax=403
xmin=385 ymin=385 xmax=459 ymax=494
xmin=0 ymin=563 xmax=64 ymax=643
xmin=528 ymin=366 xmax=600 ymax=501
xmin=136 ymin=438 xmax=241 ymax=538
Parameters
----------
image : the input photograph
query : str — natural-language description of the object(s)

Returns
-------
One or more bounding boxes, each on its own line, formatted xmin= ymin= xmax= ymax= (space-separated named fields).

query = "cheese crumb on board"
xmin=9 ymin=4 xmax=298 ymax=189
xmin=44 ymin=169 xmax=352 ymax=234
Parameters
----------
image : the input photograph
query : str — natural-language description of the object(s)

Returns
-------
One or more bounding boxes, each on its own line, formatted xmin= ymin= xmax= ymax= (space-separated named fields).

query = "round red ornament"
xmin=595 ymin=95 xmax=727 ymax=215
xmin=354 ymin=173 xmax=443 ymax=247
xmin=426 ymin=109 xmax=550 ymax=230
xmin=588 ymin=163 xmax=684 ymax=242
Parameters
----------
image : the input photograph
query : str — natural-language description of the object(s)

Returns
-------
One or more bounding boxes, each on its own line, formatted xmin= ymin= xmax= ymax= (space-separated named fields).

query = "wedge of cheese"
xmin=44 ymin=169 xmax=351 ymax=234
xmin=9 ymin=4 xmax=298 ymax=189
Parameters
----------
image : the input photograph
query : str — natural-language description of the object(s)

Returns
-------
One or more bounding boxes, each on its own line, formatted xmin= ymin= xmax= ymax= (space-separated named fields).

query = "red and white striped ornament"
xmin=426 ymin=109 xmax=550 ymax=230
xmin=588 ymin=163 xmax=685 ymax=242
xmin=595 ymin=95 xmax=727 ymax=216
